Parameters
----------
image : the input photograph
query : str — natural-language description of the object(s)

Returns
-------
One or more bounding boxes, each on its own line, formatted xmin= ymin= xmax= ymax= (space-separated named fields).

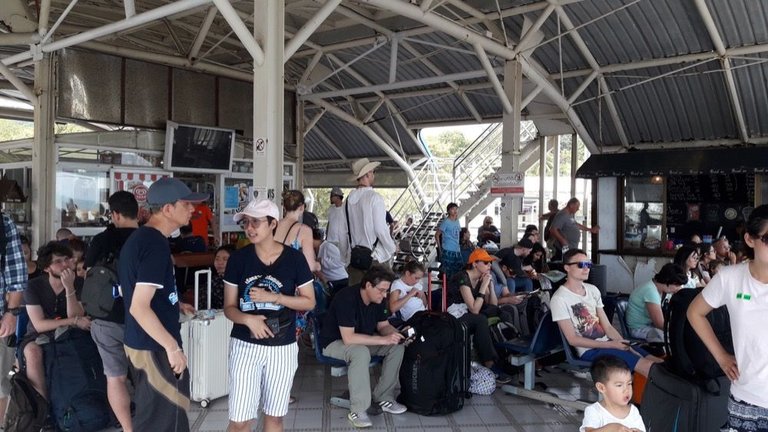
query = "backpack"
xmin=665 ymin=288 xmax=734 ymax=380
xmin=44 ymin=329 xmax=111 ymax=432
xmin=81 ymin=251 xmax=123 ymax=323
xmin=490 ymin=320 xmax=521 ymax=345
xmin=526 ymin=293 xmax=550 ymax=335
xmin=4 ymin=369 xmax=48 ymax=432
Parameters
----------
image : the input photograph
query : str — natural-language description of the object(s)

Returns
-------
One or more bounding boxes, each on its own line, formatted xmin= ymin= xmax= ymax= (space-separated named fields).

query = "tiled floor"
xmin=182 ymin=348 xmax=596 ymax=432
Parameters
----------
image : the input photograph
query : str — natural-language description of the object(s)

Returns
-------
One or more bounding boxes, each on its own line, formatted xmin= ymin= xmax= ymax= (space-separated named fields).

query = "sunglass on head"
xmin=564 ymin=261 xmax=593 ymax=269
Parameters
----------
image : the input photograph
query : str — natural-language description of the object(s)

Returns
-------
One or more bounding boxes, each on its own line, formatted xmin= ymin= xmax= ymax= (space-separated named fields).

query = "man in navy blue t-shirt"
xmin=119 ymin=178 xmax=206 ymax=432
xmin=320 ymin=265 xmax=408 ymax=428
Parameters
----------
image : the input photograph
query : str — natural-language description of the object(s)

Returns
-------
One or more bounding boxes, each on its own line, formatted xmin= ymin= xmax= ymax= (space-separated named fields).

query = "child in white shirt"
xmin=580 ymin=355 xmax=646 ymax=432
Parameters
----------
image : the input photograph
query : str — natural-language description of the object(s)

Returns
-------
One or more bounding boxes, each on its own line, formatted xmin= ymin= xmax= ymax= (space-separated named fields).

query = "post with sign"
xmin=490 ymin=172 xmax=525 ymax=198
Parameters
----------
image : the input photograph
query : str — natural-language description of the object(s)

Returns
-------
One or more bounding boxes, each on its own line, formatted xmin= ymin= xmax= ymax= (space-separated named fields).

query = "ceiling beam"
xmin=284 ymin=0 xmax=341 ymax=61
xmin=357 ymin=0 xmax=597 ymax=153
xmin=693 ymin=0 xmax=748 ymax=143
xmin=556 ymin=6 xmax=628 ymax=148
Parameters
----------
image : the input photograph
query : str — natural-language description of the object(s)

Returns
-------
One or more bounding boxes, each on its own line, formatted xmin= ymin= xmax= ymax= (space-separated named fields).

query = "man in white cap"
xmin=340 ymin=158 xmax=397 ymax=286
xmin=326 ymin=186 xmax=345 ymax=248
xmin=118 ymin=177 xmax=207 ymax=432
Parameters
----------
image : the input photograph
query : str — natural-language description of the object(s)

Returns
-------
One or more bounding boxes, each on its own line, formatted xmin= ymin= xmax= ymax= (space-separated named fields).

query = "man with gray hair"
xmin=340 ymin=159 xmax=397 ymax=286
xmin=550 ymin=197 xmax=599 ymax=261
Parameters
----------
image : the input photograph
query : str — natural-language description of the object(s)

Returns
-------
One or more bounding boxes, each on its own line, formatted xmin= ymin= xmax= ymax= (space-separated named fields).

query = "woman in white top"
xmin=673 ymin=245 xmax=703 ymax=288
xmin=388 ymin=261 xmax=427 ymax=322
xmin=688 ymin=204 xmax=768 ymax=432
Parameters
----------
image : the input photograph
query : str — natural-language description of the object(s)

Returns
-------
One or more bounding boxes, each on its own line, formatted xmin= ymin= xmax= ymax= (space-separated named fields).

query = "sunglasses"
xmin=238 ymin=217 xmax=269 ymax=229
xmin=752 ymin=234 xmax=768 ymax=245
xmin=564 ymin=261 xmax=593 ymax=269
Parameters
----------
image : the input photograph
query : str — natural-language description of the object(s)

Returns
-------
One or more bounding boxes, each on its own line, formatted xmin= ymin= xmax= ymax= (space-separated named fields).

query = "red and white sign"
xmin=490 ymin=171 xmax=525 ymax=197
xmin=111 ymin=170 xmax=171 ymax=223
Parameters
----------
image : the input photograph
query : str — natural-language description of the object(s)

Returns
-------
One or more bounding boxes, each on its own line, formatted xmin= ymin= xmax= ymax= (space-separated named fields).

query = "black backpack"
xmin=81 ymin=250 xmax=123 ymax=323
xmin=665 ymin=288 xmax=734 ymax=380
xmin=4 ymin=369 xmax=48 ymax=432
xmin=44 ymin=329 xmax=111 ymax=432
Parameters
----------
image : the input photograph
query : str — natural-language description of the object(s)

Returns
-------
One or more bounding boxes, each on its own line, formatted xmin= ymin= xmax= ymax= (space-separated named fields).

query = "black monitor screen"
xmin=166 ymin=123 xmax=234 ymax=173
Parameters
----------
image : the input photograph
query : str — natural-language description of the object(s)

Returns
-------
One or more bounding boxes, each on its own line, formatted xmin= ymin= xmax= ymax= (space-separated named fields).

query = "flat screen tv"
xmin=164 ymin=121 xmax=235 ymax=174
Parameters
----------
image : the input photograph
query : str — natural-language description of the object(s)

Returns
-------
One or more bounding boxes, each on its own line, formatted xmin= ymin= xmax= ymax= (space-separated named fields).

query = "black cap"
xmin=516 ymin=238 xmax=535 ymax=249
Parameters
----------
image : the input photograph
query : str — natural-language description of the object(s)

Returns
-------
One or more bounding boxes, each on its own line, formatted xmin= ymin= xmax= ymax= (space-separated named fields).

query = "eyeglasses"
xmin=752 ymin=234 xmax=768 ymax=245
xmin=238 ymin=217 xmax=268 ymax=229
xmin=564 ymin=261 xmax=593 ymax=269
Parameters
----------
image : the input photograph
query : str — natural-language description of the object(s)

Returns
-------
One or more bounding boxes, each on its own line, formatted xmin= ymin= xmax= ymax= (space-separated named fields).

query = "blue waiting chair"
xmin=558 ymin=326 xmax=593 ymax=370
xmin=308 ymin=312 xmax=383 ymax=409
xmin=499 ymin=311 xmax=589 ymax=411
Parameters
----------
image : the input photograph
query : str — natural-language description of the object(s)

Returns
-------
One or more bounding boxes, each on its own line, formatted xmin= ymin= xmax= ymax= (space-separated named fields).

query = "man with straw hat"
xmin=340 ymin=158 xmax=397 ymax=286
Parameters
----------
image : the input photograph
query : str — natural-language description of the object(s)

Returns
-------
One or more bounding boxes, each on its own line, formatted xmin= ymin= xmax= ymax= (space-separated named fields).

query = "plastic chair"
xmin=496 ymin=311 xmax=561 ymax=390
xmin=558 ymin=326 xmax=593 ymax=370
xmin=500 ymin=312 xmax=590 ymax=411
xmin=614 ymin=297 xmax=643 ymax=341
xmin=308 ymin=312 xmax=383 ymax=409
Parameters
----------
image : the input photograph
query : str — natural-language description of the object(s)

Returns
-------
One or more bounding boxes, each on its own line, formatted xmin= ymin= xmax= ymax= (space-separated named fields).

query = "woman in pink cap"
xmin=222 ymin=199 xmax=316 ymax=432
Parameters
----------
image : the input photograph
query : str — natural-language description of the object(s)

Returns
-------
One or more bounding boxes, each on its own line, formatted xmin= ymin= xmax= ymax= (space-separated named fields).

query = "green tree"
xmin=0 ymin=119 xmax=92 ymax=143
xmin=423 ymin=130 xmax=470 ymax=158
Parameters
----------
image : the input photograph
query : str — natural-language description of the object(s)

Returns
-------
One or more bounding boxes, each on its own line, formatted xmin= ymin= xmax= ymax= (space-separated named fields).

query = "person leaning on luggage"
xmin=222 ymin=199 xmax=315 ymax=432
xmin=118 ymin=178 xmax=204 ymax=432
xmin=688 ymin=204 xmax=768 ymax=432
xmin=21 ymin=241 xmax=91 ymax=400
xmin=552 ymin=249 xmax=663 ymax=377
xmin=319 ymin=265 xmax=408 ymax=428
xmin=83 ymin=191 xmax=139 ymax=432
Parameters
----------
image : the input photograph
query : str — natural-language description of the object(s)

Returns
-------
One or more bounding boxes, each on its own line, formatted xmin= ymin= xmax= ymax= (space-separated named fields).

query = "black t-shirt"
xmin=84 ymin=225 xmax=136 ymax=323
xmin=447 ymin=270 xmax=482 ymax=307
xmin=498 ymin=247 xmax=524 ymax=277
xmin=319 ymin=285 xmax=387 ymax=349
xmin=223 ymin=244 xmax=313 ymax=346
xmin=118 ymin=226 xmax=181 ymax=351
xmin=24 ymin=275 xmax=84 ymax=337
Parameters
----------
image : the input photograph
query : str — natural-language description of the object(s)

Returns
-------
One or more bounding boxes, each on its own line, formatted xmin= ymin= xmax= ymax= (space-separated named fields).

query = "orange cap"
xmin=467 ymin=248 xmax=497 ymax=264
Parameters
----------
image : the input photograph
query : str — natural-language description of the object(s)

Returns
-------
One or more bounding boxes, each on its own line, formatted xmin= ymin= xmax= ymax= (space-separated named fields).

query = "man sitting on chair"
xmin=552 ymin=249 xmax=662 ymax=377
xmin=319 ymin=265 xmax=407 ymax=428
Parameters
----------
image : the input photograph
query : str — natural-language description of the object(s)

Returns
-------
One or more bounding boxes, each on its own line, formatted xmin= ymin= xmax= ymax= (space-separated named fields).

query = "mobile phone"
xmin=399 ymin=327 xmax=416 ymax=344
xmin=622 ymin=340 xmax=642 ymax=347
xmin=265 ymin=317 xmax=280 ymax=335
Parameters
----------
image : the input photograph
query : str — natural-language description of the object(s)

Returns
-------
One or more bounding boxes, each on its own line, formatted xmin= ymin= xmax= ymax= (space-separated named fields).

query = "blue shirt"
xmin=438 ymin=218 xmax=461 ymax=252
xmin=119 ymin=226 xmax=181 ymax=351
xmin=626 ymin=280 xmax=662 ymax=330
xmin=224 ymin=244 xmax=313 ymax=346
xmin=1 ymin=213 xmax=27 ymax=309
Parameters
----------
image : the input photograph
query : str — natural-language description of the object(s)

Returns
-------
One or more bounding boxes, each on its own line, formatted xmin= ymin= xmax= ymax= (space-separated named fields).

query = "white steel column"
xmin=32 ymin=55 xmax=56 ymax=250
xmin=500 ymin=60 xmax=523 ymax=247
xmin=252 ymin=0 xmax=284 ymax=203
xmin=537 ymin=135 xmax=546 ymax=235
xmin=570 ymin=133 xmax=577 ymax=197
xmin=552 ymin=136 xmax=560 ymax=200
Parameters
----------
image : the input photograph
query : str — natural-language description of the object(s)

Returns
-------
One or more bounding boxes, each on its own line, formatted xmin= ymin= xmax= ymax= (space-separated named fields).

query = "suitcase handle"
xmin=194 ymin=269 xmax=212 ymax=311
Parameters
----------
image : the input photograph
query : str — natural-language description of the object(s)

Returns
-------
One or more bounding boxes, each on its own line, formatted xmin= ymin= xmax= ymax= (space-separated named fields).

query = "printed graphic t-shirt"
xmin=551 ymin=282 xmax=609 ymax=356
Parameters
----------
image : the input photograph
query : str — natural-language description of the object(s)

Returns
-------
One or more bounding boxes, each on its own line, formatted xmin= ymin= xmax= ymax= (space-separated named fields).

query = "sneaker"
xmin=348 ymin=411 xmax=373 ymax=428
xmin=491 ymin=366 xmax=513 ymax=385
xmin=378 ymin=400 xmax=408 ymax=414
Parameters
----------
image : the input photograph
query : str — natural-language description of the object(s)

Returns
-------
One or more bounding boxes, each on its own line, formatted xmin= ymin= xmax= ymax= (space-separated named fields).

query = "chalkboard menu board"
xmin=666 ymin=174 xmax=755 ymax=241
xmin=666 ymin=174 xmax=754 ymax=204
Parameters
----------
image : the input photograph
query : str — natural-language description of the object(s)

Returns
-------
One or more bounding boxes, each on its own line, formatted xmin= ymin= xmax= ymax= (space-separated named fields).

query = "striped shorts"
xmin=728 ymin=395 xmax=768 ymax=432
xmin=228 ymin=338 xmax=299 ymax=422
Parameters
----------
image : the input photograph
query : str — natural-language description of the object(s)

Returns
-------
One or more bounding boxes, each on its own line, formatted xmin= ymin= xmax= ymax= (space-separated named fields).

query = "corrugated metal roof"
xmin=6 ymin=0 xmax=768 ymax=164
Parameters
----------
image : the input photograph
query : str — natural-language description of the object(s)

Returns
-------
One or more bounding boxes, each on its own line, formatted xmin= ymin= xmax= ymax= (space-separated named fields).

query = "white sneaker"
xmin=378 ymin=400 xmax=408 ymax=414
xmin=348 ymin=411 xmax=373 ymax=428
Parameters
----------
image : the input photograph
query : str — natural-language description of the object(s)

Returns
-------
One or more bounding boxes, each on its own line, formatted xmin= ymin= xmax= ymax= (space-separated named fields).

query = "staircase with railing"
xmin=390 ymin=122 xmax=538 ymax=269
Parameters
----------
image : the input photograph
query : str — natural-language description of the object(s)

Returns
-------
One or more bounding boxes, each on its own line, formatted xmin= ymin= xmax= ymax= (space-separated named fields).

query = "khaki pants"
xmin=322 ymin=341 xmax=404 ymax=414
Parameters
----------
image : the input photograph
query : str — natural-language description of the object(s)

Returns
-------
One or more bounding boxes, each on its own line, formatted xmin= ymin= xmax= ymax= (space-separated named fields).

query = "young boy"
xmin=580 ymin=356 xmax=646 ymax=432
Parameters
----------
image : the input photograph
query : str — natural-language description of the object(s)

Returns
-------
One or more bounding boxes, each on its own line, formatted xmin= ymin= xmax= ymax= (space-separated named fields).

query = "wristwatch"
xmin=4 ymin=308 xmax=20 ymax=317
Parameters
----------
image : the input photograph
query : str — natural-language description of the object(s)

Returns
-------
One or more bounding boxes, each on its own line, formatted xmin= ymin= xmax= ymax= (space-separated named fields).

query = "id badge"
xmin=168 ymin=291 xmax=179 ymax=305
xmin=240 ymin=299 xmax=255 ymax=312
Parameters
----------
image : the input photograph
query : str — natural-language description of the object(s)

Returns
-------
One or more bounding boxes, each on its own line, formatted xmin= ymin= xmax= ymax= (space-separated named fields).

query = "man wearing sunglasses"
xmin=551 ymin=249 xmax=662 ymax=377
